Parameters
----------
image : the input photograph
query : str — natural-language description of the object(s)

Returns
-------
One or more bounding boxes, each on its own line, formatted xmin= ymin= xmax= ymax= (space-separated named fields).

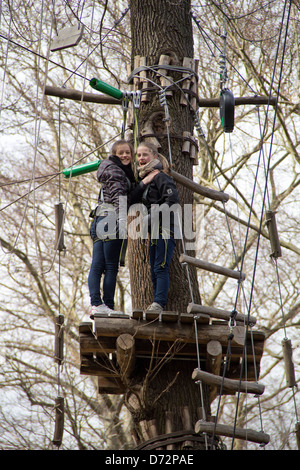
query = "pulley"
xmin=220 ymin=89 xmax=235 ymax=133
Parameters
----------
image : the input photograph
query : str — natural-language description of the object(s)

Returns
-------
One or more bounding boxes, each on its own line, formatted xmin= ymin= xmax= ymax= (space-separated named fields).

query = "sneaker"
xmin=146 ymin=302 xmax=163 ymax=314
xmin=90 ymin=304 xmax=124 ymax=317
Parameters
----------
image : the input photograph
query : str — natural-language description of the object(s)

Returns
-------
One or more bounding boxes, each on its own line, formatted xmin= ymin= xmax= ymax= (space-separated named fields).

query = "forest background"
xmin=0 ymin=0 xmax=299 ymax=450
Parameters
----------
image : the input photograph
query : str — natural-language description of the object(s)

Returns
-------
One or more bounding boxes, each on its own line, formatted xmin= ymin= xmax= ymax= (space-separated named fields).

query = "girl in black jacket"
xmin=136 ymin=141 xmax=180 ymax=313
xmin=88 ymin=140 xmax=157 ymax=318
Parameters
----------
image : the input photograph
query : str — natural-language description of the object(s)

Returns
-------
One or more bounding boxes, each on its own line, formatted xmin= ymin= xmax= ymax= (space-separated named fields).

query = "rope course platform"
xmin=79 ymin=310 xmax=265 ymax=396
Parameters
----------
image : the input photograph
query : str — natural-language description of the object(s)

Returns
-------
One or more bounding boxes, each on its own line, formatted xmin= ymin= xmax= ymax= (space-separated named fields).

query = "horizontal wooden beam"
xmin=192 ymin=368 xmax=265 ymax=395
xmin=169 ymin=169 xmax=229 ymax=202
xmin=44 ymin=85 xmax=121 ymax=105
xmin=187 ymin=303 xmax=256 ymax=325
xmin=44 ymin=85 xmax=276 ymax=108
xmin=179 ymin=253 xmax=246 ymax=281
xmin=93 ymin=317 xmax=246 ymax=348
xmin=197 ymin=95 xmax=277 ymax=108
xmin=195 ymin=421 xmax=270 ymax=445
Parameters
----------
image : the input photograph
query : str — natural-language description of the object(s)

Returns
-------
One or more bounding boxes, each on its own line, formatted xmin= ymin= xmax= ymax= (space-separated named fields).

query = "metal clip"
xmin=228 ymin=309 xmax=237 ymax=330
xmin=132 ymin=90 xmax=141 ymax=109
xmin=122 ymin=91 xmax=130 ymax=112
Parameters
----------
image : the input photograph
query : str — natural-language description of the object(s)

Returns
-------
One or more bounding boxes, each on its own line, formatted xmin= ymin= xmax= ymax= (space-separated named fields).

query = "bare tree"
xmin=0 ymin=0 xmax=299 ymax=450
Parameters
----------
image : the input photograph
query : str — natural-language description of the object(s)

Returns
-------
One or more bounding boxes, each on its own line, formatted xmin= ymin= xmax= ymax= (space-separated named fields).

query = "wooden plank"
xmin=187 ymin=303 xmax=256 ymax=325
xmin=179 ymin=253 xmax=246 ymax=281
xmin=98 ymin=376 xmax=125 ymax=395
xmin=195 ymin=421 xmax=270 ymax=445
xmin=51 ymin=24 xmax=84 ymax=52
xmin=192 ymin=368 xmax=265 ymax=395
xmin=180 ymin=312 xmax=210 ymax=324
xmin=161 ymin=312 xmax=178 ymax=322
xmin=80 ymin=354 xmax=119 ymax=377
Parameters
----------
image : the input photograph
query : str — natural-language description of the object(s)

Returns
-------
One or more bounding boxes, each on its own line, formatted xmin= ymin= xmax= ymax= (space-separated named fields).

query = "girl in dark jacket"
xmin=88 ymin=140 xmax=156 ymax=317
xmin=136 ymin=141 xmax=180 ymax=313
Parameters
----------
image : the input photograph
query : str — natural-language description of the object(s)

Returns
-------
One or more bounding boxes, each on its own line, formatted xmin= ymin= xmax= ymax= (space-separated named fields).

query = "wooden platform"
xmin=79 ymin=310 xmax=265 ymax=395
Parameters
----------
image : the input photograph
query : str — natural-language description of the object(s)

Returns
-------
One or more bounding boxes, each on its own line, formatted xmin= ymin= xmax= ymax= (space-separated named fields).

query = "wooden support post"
xmin=52 ymin=396 xmax=64 ymax=447
xmin=54 ymin=202 xmax=65 ymax=252
xmin=158 ymin=55 xmax=172 ymax=96
xmin=133 ymin=55 xmax=141 ymax=91
xmin=206 ymin=339 xmax=223 ymax=402
xmin=169 ymin=169 xmax=229 ymax=202
xmin=141 ymin=115 xmax=161 ymax=148
xmin=195 ymin=420 xmax=270 ymax=445
xmin=148 ymin=419 xmax=163 ymax=449
xmin=192 ymin=369 xmax=265 ymax=395
xmin=282 ymin=338 xmax=296 ymax=388
xmin=187 ymin=303 xmax=256 ymax=325
xmin=182 ymin=131 xmax=191 ymax=155
xmin=180 ymin=253 xmax=245 ymax=280
xmin=181 ymin=406 xmax=194 ymax=449
xmin=165 ymin=411 xmax=175 ymax=450
xmin=190 ymin=59 xmax=199 ymax=110
xmin=140 ymin=56 xmax=150 ymax=102
xmin=54 ymin=314 xmax=64 ymax=365
xmin=116 ymin=333 xmax=136 ymax=382
xmin=180 ymin=57 xmax=195 ymax=106
xmin=206 ymin=340 xmax=223 ymax=376
xmin=295 ymin=422 xmax=300 ymax=450
xmin=139 ymin=420 xmax=150 ymax=441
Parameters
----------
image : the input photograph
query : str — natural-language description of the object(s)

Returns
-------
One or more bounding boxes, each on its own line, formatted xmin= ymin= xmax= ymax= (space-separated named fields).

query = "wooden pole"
xmin=116 ymin=333 xmax=136 ymax=381
xmin=195 ymin=421 xmax=270 ymax=445
xmin=192 ymin=368 xmax=265 ymax=395
xmin=187 ymin=303 xmax=256 ymax=325
xmin=44 ymin=85 xmax=276 ymax=108
xmin=179 ymin=253 xmax=246 ymax=280
xmin=44 ymin=85 xmax=121 ymax=105
xmin=169 ymin=169 xmax=229 ymax=202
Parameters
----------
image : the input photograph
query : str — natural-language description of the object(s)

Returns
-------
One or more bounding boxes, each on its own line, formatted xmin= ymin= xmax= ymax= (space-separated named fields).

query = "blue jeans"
xmin=149 ymin=235 xmax=176 ymax=309
xmin=88 ymin=217 xmax=123 ymax=309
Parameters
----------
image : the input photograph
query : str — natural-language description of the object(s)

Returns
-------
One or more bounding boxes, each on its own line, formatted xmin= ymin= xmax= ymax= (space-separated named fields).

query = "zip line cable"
xmin=229 ymin=0 xmax=293 ymax=449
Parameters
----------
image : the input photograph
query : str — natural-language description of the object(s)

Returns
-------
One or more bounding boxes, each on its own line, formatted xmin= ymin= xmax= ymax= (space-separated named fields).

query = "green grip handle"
xmin=63 ymin=160 xmax=101 ymax=178
xmin=90 ymin=78 xmax=123 ymax=100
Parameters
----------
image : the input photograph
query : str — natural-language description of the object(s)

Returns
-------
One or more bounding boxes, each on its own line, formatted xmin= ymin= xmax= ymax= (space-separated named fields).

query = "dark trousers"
xmin=88 ymin=238 xmax=123 ymax=309
xmin=149 ymin=235 xmax=175 ymax=308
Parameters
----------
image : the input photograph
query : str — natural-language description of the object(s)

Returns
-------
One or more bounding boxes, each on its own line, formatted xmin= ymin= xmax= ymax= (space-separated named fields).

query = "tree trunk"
xmin=126 ymin=0 xmax=210 ymax=450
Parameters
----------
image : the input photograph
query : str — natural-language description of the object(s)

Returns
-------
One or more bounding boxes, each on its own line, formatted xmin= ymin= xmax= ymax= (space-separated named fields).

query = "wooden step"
xmin=180 ymin=312 xmax=210 ymax=324
xmin=169 ymin=169 xmax=229 ymax=202
xmin=179 ymin=254 xmax=245 ymax=281
xmin=187 ymin=303 xmax=256 ymax=325
xmin=192 ymin=368 xmax=265 ymax=395
xmin=195 ymin=421 xmax=270 ymax=445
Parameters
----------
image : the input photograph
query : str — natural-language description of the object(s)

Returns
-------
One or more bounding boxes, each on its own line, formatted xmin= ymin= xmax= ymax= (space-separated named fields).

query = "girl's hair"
xmin=137 ymin=141 xmax=170 ymax=172
xmin=110 ymin=139 xmax=134 ymax=157
xmin=137 ymin=141 xmax=158 ymax=156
